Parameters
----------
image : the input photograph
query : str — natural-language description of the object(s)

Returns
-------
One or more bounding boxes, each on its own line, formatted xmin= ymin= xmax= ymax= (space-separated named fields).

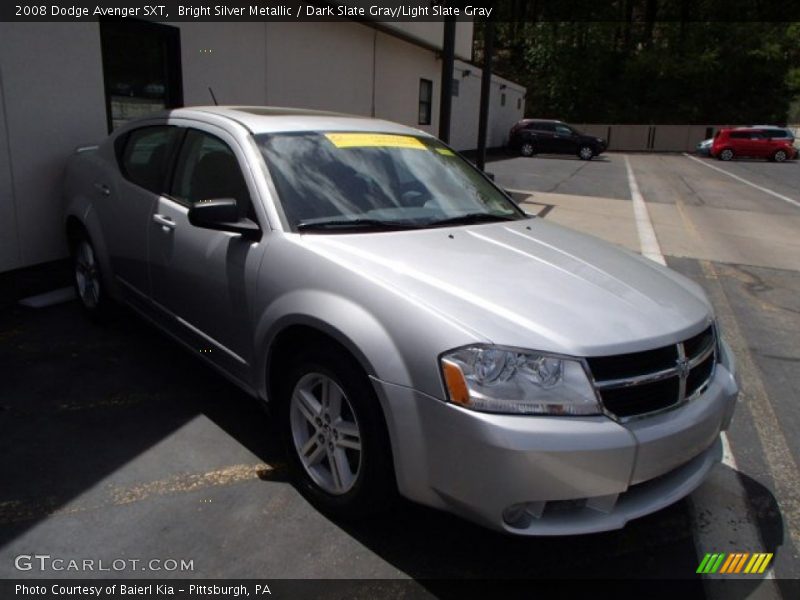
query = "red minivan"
xmin=711 ymin=128 xmax=797 ymax=162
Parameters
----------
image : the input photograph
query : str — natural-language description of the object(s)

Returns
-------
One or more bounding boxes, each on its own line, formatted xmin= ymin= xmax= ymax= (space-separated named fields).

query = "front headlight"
xmin=440 ymin=345 xmax=601 ymax=416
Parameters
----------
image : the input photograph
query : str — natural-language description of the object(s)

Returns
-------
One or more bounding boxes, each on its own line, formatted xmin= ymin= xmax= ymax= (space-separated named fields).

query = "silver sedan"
xmin=63 ymin=106 xmax=738 ymax=535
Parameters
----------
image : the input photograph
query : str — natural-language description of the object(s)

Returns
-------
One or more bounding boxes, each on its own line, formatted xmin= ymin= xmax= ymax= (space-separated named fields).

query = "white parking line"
xmin=624 ymin=155 xmax=667 ymax=265
xmin=684 ymin=153 xmax=800 ymax=209
xmin=623 ymin=156 xmax=780 ymax=593
xmin=623 ymin=155 xmax=736 ymax=469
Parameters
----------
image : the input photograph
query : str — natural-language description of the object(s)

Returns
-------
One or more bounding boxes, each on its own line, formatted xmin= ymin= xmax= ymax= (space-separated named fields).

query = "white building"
xmin=0 ymin=20 xmax=525 ymax=273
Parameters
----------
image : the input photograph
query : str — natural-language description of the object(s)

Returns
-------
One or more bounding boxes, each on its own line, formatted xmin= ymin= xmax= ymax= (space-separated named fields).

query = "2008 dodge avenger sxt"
xmin=63 ymin=106 xmax=738 ymax=534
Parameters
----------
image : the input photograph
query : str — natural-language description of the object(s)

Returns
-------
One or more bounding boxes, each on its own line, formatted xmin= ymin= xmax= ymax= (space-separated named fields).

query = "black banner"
xmin=4 ymin=0 xmax=800 ymax=23
xmin=3 ymin=579 xmax=800 ymax=600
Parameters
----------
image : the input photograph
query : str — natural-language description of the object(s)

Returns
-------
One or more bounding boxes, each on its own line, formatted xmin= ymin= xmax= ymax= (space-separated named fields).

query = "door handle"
xmin=152 ymin=214 xmax=176 ymax=230
xmin=94 ymin=183 xmax=110 ymax=196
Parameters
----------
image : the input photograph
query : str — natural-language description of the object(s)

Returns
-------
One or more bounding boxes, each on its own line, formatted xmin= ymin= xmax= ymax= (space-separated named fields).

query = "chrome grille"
xmin=586 ymin=326 xmax=717 ymax=420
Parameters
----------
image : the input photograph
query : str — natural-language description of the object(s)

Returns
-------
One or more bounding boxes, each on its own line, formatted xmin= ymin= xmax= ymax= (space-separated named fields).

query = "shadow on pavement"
xmin=0 ymin=299 xmax=788 ymax=592
xmin=0 ymin=300 xmax=286 ymax=548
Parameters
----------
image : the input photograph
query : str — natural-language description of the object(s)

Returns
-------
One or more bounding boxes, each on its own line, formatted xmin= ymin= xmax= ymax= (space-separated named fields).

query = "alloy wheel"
xmin=720 ymin=149 xmax=734 ymax=161
xmin=289 ymin=372 xmax=362 ymax=495
xmin=579 ymin=146 xmax=594 ymax=160
xmin=75 ymin=240 xmax=100 ymax=309
xmin=774 ymin=150 xmax=787 ymax=163
xmin=520 ymin=143 xmax=534 ymax=157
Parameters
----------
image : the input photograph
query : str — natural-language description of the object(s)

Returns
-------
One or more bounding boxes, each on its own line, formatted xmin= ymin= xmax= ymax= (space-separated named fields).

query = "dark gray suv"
xmin=509 ymin=119 xmax=607 ymax=160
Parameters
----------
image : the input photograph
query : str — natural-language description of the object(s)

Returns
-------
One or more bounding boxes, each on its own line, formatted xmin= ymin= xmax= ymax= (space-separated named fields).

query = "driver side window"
xmin=170 ymin=129 xmax=254 ymax=219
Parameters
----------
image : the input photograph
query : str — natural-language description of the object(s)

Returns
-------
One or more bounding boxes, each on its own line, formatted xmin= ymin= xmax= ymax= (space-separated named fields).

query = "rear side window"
xmin=729 ymin=132 xmax=749 ymax=139
xmin=533 ymin=122 xmax=555 ymax=132
xmin=120 ymin=126 xmax=181 ymax=194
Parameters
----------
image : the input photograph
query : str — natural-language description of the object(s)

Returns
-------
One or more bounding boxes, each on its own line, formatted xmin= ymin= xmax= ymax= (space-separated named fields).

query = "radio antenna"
xmin=208 ymin=87 xmax=219 ymax=106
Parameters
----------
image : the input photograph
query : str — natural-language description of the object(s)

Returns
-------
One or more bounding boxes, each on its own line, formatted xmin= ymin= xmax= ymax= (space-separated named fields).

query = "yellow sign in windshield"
xmin=325 ymin=133 xmax=426 ymax=150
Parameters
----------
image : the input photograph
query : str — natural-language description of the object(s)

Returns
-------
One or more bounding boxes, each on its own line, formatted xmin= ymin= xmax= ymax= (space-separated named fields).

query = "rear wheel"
xmin=72 ymin=234 xmax=111 ymax=319
xmin=279 ymin=344 xmax=395 ymax=518
xmin=578 ymin=145 xmax=595 ymax=160
xmin=520 ymin=142 xmax=535 ymax=157
xmin=719 ymin=148 xmax=734 ymax=161
xmin=772 ymin=149 xmax=788 ymax=163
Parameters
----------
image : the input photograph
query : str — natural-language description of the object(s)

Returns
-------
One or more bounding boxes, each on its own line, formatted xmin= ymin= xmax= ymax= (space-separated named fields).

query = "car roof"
xmin=727 ymin=125 xmax=790 ymax=132
xmin=721 ymin=127 xmax=758 ymax=133
xmin=162 ymin=105 xmax=433 ymax=137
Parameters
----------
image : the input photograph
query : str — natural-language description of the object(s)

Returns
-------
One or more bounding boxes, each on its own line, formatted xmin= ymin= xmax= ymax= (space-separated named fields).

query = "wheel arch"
xmin=65 ymin=215 xmax=87 ymax=252
xmin=260 ymin=311 xmax=405 ymax=493
xmin=255 ymin=292 xmax=413 ymax=405
xmin=63 ymin=207 xmax=117 ymax=300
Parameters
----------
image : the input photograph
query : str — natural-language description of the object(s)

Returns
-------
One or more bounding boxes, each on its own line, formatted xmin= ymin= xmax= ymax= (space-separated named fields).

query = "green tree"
xmin=475 ymin=1 xmax=797 ymax=124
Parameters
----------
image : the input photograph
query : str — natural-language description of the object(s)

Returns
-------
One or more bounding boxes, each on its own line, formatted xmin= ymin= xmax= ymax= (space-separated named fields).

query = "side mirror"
xmin=188 ymin=198 xmax=260 ymax=240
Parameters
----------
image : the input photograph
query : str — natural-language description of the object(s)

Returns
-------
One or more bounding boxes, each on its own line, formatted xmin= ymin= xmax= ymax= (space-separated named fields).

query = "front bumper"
xmin=373 ymin=362 xmax=737 ymax=535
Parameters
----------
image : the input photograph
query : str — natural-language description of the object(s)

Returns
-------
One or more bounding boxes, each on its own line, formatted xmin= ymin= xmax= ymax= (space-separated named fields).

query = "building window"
xmin=418 ymin=78 xmax=432 ymax=125
xmin=100 ymin=20 xmax=183 ymax=132
xmin=501 ymin=93 xmax=506 ymax=107
xmin=452 ymin=79 xmax=459 ymax=97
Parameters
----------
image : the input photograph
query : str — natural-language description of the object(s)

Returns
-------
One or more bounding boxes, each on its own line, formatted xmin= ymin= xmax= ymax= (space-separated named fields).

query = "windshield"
xmin=255 ymin=131 xmax=525 ymax=232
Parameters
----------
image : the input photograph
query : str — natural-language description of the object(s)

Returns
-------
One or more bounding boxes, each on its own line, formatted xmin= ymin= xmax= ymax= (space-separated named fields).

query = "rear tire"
xmin=719 ymin=148 xmax=734 ymax=161
xmin=71 ymin=233 xmax=111 ymax=321
xmin=578 ymin=145 xmax=595 ymax=160
xmin=278 ymin=344 xmax=395 ymax=519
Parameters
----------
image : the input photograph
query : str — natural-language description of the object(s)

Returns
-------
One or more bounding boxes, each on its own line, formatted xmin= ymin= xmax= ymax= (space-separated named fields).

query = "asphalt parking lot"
xmin=1 ymin=151 xmax=799 ymax=597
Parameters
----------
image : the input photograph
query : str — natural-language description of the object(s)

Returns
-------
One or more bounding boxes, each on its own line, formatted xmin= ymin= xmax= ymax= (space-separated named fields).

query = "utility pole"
xmin=477 ymin=18 xmax=494 ymax=171
xmin=438 ymin=15 xmax=456 ymax=143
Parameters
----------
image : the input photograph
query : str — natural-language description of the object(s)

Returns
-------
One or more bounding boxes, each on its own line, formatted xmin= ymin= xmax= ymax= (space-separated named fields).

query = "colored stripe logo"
xmin=697 ymin=552 xmax=773 ymax=574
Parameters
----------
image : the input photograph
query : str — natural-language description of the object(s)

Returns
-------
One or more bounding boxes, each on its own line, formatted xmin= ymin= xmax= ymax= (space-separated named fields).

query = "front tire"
xmin=279 ymin=345 xmax=395 ymax=519
xmin=772 ymin=149 xmax=788 ymax=163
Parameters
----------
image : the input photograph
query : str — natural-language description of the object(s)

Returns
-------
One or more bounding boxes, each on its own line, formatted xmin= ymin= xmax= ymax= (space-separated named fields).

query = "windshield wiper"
xmin=425 ymin=213 xmax=517 ymax=228
xmin=296 ymin=218 xmax=421 ymax=233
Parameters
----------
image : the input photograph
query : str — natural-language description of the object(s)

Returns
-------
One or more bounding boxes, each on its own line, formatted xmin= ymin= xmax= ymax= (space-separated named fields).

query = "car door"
xmin=726 ymin=131 xmax=750 ymax=156
xmin=747 ymin=131 xmax=769 ymax=158
xmin=529 ymin=122 xmax=556 ymax=152
xmin=147 ymin=124 xmax=265 ymax=384
xmin=96 ymin=124 xmax=182 ymax=297
xmin=553 ymin=124 xmax=579 ymax=154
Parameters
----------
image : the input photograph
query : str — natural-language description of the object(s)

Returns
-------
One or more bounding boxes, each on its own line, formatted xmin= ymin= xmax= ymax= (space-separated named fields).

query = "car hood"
xmin=297 ymin=218 xmax=713 ymax=356
xmin=579 ymin=134 xmax=605 ymax=144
